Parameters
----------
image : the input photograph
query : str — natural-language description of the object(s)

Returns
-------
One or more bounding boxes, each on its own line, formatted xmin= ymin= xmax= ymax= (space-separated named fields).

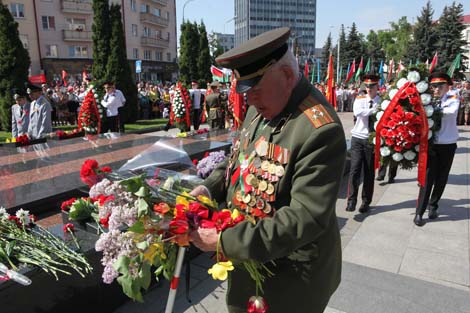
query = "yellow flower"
xmin=12 ymin=138 xmax=16 ymax=143
xmin=208 ymin=261 xmax=234 ymax=281
xmin=176 ymin=132 xmax=187 ymax=137
xmin=143 ymin=243 xmax=167 ymax=263
xmin=5 ymin=138 xmax=10 ymax=143
xmin=197 ymin=195 xmax=217 ymax=208
xmin=231 ymin=209 xmax=241 ymax=220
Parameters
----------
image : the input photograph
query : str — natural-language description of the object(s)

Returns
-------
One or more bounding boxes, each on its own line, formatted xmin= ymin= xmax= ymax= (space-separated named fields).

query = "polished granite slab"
xmin=1 ymin=131 xmax=232 ymax=211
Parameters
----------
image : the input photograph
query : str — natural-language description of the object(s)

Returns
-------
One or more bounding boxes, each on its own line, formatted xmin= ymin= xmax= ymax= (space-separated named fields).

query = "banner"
xmin=447 ymin=53 xmax=461 ymax=78
xmin=429 ymin=52 xmax=438 ymax=73
xmin=354 ymin=56 xmax=363 ymax=82
xmin=325 ymin=53 xmax=337 ymax=110
xmin=28 ymin=73 xmax=47 ymax=84
xmin=344 ymin=59 xmax=355 ymax=84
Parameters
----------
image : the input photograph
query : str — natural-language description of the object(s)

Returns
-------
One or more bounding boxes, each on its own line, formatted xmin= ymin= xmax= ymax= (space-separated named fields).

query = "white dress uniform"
xmin=11 ymin=102 xmax=30 ymax=138
xmin=28 ymin=95 xmax=52 ymax=139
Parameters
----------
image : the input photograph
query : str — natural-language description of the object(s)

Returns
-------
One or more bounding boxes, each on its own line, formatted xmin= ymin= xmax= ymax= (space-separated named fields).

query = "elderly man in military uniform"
xmin=189 ymin=27 xmax=346 ymax=313
xmin=11 ymin=91 xmax=30 ymax=138
xmin=345 ymin=74 xmax=380 ymax=213
xmin=414 ymin=72 xmax=459 ymax=226
xmin=27 ymin=84 xmax=52 ymax=139
xmin=205 ymin=81 xmax=224 ymax=129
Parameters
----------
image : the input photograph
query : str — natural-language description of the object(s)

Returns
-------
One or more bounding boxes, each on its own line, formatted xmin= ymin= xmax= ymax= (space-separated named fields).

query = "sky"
xmin=176 ymin=0 xmax=466 ymax=48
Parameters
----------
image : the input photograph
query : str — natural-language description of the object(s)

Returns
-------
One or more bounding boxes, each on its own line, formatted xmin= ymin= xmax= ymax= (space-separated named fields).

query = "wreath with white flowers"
xmin=170 ymin=83 xmax=191 ymax=131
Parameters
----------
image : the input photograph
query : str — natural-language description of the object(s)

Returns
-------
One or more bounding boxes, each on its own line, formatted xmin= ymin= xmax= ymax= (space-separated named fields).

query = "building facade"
xmin=3 ymin=0 xmax=177 ymax=84
xmin=234 ymin=0 xmax=316 ymax=55
xmin=213 ymin=32 xmax=235 ymax=52
xmin=462 ymin=14 xmax=470 ymax=79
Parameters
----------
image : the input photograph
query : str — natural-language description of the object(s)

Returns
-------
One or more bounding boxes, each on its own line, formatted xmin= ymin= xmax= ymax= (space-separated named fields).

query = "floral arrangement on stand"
xmin=78 ymin=89 xmax=101 ymax=135
xmin=0 ymin=207 xmax=92 ymax=281
xmin=195 ymin=150 xmax=226 ymax=178
xmin=371 ymin=64 xmax=442 ymax=185
xmin=62 ymin=159 xmax=273 ymax=308
xmin=170 ymin=82 xmax=191 ymax=132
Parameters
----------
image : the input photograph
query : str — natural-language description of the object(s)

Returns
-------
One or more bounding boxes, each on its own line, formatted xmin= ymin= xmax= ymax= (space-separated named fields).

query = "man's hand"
xmin=189 ymin=185 xmax=211 ymax=199
xmin=190 ymin=227 xmax=218 ymax=252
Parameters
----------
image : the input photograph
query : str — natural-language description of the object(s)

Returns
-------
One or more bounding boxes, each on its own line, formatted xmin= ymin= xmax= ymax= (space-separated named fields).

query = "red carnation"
xmin=61 ymin=197 xmax=77 ymax=212
xmin=63 ymin=223 xmax=75 ymax=233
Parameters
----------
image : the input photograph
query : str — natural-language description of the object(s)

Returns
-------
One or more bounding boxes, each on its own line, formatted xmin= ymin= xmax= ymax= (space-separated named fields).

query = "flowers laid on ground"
xmin=372 ymin=65 xmax=442 ymax=185
xmin=80 ymin=159 xmax=112 ymax=187
xmin=53 ymin=128 xmax=84 ymax=140
xmin=5 ymin=134 xmax=30 ymax=146
xmin=170 ymin=82 xmax=191 ymax=132
xmin=68 ymin=159 xmax=272 ymax=304
xmin=78 ymin=89 xmax=101 ymax=134
xmin=0 ymin=207 xmax=92 ymax=280
xmin=196 ymin=150 xmax=226 ymax=178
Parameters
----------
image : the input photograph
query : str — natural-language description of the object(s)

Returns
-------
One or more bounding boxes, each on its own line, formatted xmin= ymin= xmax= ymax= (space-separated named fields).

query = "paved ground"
xmin=117 ymin=112 xmax=470 ymax=313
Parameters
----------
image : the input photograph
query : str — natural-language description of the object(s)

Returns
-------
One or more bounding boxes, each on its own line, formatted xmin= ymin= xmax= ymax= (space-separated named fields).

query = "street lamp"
xmin=182 ymin=0 xmax=195 ymax=21
xmin=223 ymin=16 xmax=236 ymax=34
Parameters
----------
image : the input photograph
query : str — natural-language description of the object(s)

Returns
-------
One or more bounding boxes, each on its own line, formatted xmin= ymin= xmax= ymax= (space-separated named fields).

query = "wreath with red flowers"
xmin=170 ymin=82 xmax=191 ymax=131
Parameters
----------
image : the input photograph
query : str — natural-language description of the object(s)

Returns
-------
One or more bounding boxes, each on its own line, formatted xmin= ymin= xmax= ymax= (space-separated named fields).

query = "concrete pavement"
xmin=117 ymin=112 xmax=470 ymax=313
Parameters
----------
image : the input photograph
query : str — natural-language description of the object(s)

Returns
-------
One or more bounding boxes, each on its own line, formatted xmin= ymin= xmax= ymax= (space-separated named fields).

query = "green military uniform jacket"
xmin=203 ymin=76 xmax=346 ymax=313
xmin=205 ymin=92 xmax=222 ymax=121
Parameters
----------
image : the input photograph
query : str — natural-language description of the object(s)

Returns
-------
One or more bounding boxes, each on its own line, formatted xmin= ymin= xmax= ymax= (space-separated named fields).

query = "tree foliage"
xmin=343 ymin=23 xmax=364 ymax=67
xmin=0 ymin=3 xmax=30 ymax=131
xmin=197 ymin=22 xmax=212 ymax=84
xmin=407 ymin=1 xmax=437 ymax=64
xmin=208 ymin=32 xmax=225 ymax=64
xmin=106 ymin=4 xmax=138 ymax=123
xmin=321 ymin=33 xmax=332 ymax=80
xmin=92 ymin=0 xmax=110 ymax=80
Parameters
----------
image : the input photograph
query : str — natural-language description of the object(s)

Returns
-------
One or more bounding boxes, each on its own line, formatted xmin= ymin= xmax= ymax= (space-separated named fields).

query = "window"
xmin=153 ymin=8 xmax=160 ymax=16
xmin=166 ymin=11 xmax=170 ymax=20
xmin=167 ymin=32 xmax=170 ymax=40
xmin=132 ymin=24 xmax=138 ymax=37
xmin=143 ymin=50 xmax=152 ymax=60
xmin=133 ymin=48 xmax=139 ymax=59
xmin=19 ymin=35 xmax=29 ymax=50
xmin=10 ymin=3 xmax=24 ymax=18
xmin=68 ymin=46 xmax=87 ymax=58
xmin=130 ymin=0 xmax=136 ymax=12
xmin=156 ymin=51 xmax=162 ymax=61
xmin=143 ymin=26 xmax=151 ymax=37
xmin=140 ymin=4 xmax=149 ymax=13
xmin=42 ymin=16 xmax=55 ymax=30
xmin=46 ymin=45 xmax=58 ymax=57
xmin=166 ymin=52 xmax=171 ymax=62
xmin=66 ymin=18 xmax=86 ymax=31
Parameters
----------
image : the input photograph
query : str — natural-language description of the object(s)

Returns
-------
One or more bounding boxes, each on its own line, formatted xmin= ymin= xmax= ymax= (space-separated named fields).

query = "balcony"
xmin=140 ymin=12 xmax=169 ymax=27
xmin=141 ymin=36 xmax=170 ymax=49
xmin=62 ymin=29 xmax=92 ymax=42
xmin=61 ymin=0 xmax=92 ymax=14
xmin=143 ymin=0 xmax=168 ymax=5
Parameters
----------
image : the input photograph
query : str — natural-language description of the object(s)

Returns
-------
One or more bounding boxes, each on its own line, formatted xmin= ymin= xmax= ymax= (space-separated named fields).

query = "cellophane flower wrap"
xmin=371 ymin=65 xmax=443 ymax=185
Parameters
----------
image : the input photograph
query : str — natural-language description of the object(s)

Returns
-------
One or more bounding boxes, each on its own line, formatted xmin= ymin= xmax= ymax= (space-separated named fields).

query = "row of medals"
xmin=233 ymin=149 xmax=286 ymax=216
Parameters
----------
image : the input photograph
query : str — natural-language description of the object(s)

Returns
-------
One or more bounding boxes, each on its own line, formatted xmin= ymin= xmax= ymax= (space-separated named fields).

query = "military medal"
xmin=242 ymin=194 xmax=251 ymax=204
xmin=268 ymin=163 xmax=277 ymax=175
xmin=263 ymin=202 xmax=272 ymax=214
xmin=256 ymin=198 xmax=265 ymax=210
xmin=235 ymin=190 xmax=243 ymax=202
xmin=258 ymin=180 xmax=267 ymax=192
xmin=246 ymin=174 xmax=254 ymax=186
xmin=255 ymin=137 xmax=268 ymax=156
xmin=261 ymin=160 xmax=270 ymax=172
xmin=266 ymin=183 xmax=275 ymax=195
xmin=253 ymin=157 xmax=262 ymax=169
xmin=275 ymin=165 xmax=285 ymax=177
xmin=248 ymin=196 xmax=257 ymax=207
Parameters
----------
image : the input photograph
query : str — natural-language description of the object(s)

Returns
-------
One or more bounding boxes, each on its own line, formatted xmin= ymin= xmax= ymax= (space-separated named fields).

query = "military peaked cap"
xmin=429 ymin=72 xmax=453 ymax=86
xmin=25 ymin=83 xmax=42 ymax=94
xmin=216 ymin=27 xmax=291 ymax=93
xmin=362 ymin=74 xmax=380 ymax=86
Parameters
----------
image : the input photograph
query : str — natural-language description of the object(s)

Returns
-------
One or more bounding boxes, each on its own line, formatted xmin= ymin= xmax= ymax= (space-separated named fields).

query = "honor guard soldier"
xmin=345 ymin=74 xmax=380 ymax=213
xmin=27 ymin=84 xmax=52 ymax=139
xmin=189 ymin=27 xmax=346 ymax=313
xmin=11 ymin=90 xmax=30 ymax=138
xmin=205 ymin=81 xmax=224 ymax=129
xmin=414 ymin=72 xmax=459 ymax=226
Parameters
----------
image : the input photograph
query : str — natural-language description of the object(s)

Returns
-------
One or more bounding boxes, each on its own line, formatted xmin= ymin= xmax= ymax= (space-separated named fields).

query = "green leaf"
xmin=136 ymin=199 xmax=149 ymax=218
xmin=117 ymin=274 xmax=143 ymax=302
xmin=135 ymin=240 xmax=148 ymax=250
xmin=139 ymin=262 xmax=151 ymax=290
xmin=134 ymin=186 xmax=148 ymax=198
xmin=119 ymin=175 xmax=145 ymax=193
xmin=68 ymin=198 xmax=96 ymax=220
xmin=113 ymin=255 xmax=130 ymax=275
xmin=128 ymin=221 xmax=145 ymax=234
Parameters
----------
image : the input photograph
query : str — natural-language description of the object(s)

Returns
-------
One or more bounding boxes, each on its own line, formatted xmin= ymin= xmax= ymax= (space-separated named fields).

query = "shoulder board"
xmin=298 ymin=95 xmax=334 ymax=129
xmin=356 ymin=95 xmax=366 ymax=99
xmin=448 ymin=95 xmax=458 ymax=99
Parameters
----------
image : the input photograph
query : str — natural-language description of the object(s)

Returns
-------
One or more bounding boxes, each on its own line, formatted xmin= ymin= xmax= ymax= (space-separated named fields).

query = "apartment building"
xmin=3 ymin=0 xmax=177 ymax=84
xmin=213 ymin=32 xmax=235 ymax=52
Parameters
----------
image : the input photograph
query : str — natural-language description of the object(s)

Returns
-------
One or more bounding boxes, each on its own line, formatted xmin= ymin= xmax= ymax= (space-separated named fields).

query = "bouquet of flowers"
xmin=371 ymin=65 xmax=442 ymax=185
xmin=196 ymin=150 xmax=226 ymax=178
xmin=0 ymin=207 xmax=92 ymax=280
xmin=70 ymin=160 xmax=272 ymax=306
xmin=170 ymin=82 xmax=191 ymax=131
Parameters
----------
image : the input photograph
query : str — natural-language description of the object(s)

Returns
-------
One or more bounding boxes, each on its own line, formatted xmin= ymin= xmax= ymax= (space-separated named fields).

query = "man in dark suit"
xmin=189 ymin=27 xmax=346 ymax=313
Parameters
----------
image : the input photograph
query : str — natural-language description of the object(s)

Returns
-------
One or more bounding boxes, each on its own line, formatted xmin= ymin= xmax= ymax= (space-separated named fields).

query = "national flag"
xmin=387 ymin=59 xmax=394 ymax=82
xmin=429 ymin=52 xmax=438 ymax=73
xmin=304 ymin=60 xmax=309 ymax=79
xmin=61 ymin=70 xmax=68 ymax=86
xmin=447 ymin=53 xmax=461 ymax=78
xmin=397 ymin=60 xmax=405 ymax=75
xmin=354 ymin=57 xmax=363 ymax=82
xmin=378 ymin=60 xmax=384 ymax=86
xmin=344 ymin=59 xmax=355 ymax=84
xmin=311 ymin=59 xmax=315 ymax=84
xmin=364 ymin=57 xmax=371 ymax=74
xmin=325 ymin=53 xmax=337 ymax=110
xmin=82 ymin=70 xmax=88 ymax=82
xmin=28 ymin=73 xmax=47 ymax=84
xmin=210 ymin=65 xmax=224 ymax=81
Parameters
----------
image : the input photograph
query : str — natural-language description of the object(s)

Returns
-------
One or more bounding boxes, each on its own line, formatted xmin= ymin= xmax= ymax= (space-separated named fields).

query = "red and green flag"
xmin=354 ymin=56 xmax=363 ymax=82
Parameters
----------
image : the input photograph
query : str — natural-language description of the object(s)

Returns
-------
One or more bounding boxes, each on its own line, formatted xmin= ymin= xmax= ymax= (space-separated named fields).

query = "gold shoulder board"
xmin=298 ymin=95 xmax=334 ymax=129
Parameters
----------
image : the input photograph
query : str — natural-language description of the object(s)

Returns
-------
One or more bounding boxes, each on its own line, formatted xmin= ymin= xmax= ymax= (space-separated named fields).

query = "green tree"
xmin=407 ymin=1 xmax=438 ymax=64
xmin=338 ymin=24 xmax=348 ymax=72
xmin=0 ymin=3 xmax=30 ymax=131
xmin=179 ymin=21 xmax=200 ymax=84
xmin=389 ymin=17 xmax=413 ymax=63
xmin=344 ymin=23 xmax=364 ymax=68
xmin=92 ymin=0 xmax=110 ymax=81
xmin=321 ymin=33 xmax=332 ymax=81
xmin=197 ymin=22 xmax=212 ymax=84
xmin=435 ymin=2 xmax=467 ymax=76
xmin=365 ymin=30 xmax=385 ymax=72
xmin=106 ymin=4 xmax=138 ymax=123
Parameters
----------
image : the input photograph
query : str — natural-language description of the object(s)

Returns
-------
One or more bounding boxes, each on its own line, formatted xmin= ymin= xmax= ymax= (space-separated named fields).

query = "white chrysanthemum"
xmin=404 ymin=150 xmax=416 ymax=160
xmin=414 ymin=145 xmax=420 ymax=152
xmin=392 ymin=153 xmax=404 ymax=162
xmin=381 ymin=100 xmax=390 ymax=111
xmin=396 ymin=78 xmax=408 ymax=89
xmin=421 ymin=93 xmax=431 ymax=105
xmin=16 ymin=208 xmax=31 ymax=224
xmin=427 ymin=118 xmax=434 ymax=128
xmin=0 ymin=207 xmax=9 ymax=220
xmin=94 ymin=94 xmax=99 ymax=99
xmin=424 ymin=105 xmax=434 ymax=117
xmin=92 ymin=88 xmax=96 ymax=93
xmin=407 ymin=71 xmax=420 ymax=83
xmin=389 ymin=89 xmax=399 ymax=99
xmin=380 ymin=147 xmax=391 ymax=156
xmin=376 ymin=111 xmax=384 ymax=121
xmin=428 ymin=130 xmax=433 ymax=139
xmin=416 ymin=81 xmax=428 ymax=93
